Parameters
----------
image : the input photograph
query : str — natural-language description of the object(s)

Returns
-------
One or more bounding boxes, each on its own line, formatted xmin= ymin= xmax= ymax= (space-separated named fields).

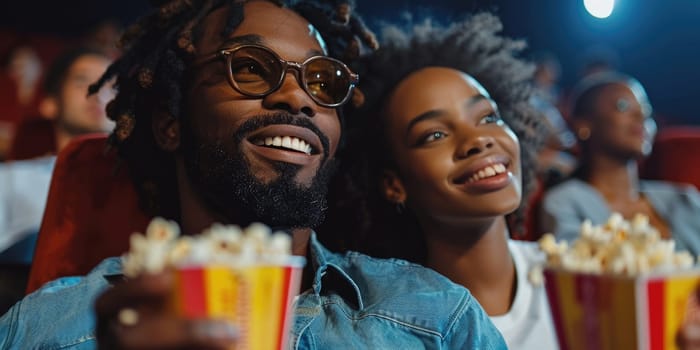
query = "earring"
xmin=577 ymin=127 xmax=591 ymax=141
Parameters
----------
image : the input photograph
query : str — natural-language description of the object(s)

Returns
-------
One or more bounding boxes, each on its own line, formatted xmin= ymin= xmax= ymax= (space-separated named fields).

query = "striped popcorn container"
xmin=544 ymin=268 xmax=700 ymax=350
xmin=168 ymin=256 xmax=306 ymax=350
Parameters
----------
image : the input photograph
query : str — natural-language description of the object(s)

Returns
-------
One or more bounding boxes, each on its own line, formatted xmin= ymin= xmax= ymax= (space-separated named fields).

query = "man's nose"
xmin=92 ymin=87 xmax=116 ymax=105
xmin=262 ymin=72 xmax=316 ymax=117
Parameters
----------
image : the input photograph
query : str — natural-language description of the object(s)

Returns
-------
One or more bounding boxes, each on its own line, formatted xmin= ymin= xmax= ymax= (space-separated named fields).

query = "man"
xmin=0 ymin=47 xmax=113 ymax=313
xmin=0 ymin=47 xmax=114 ymax=253
xmin=0 ymin=1 xmax=506 ymax=349
xmin=40 ymin=48 xmax=115 ymax=152
xmin=0 ymin=46 xmax=43 ymax=158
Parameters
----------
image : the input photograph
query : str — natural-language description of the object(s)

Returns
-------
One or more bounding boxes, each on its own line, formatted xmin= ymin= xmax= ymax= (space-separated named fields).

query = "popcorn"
xmin=528 ymin=265 xmax=545 ymax=287
xmin=122 ymin=219 xmax=293 ymax=277
xmin=122 ymin=218 xmax=180 ymax=276
xmin=539 ymin=213 xmax=696 ymax=276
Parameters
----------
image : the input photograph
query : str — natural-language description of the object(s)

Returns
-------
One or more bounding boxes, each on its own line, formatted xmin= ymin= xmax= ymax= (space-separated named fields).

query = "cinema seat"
xmin=26 ymin=134 xmax=150 ymax=293
xmin=641 ymin=126 xmax=700 ymax=190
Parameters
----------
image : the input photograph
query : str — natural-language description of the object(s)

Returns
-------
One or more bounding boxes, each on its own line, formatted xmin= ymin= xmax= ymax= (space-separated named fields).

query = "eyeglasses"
xmin=193 ymin=44 xmax=359 ymax=108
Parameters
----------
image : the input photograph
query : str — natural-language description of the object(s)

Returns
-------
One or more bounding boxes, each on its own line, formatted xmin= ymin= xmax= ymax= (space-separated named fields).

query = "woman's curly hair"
xmin=87 ymin=0 xmax=369 ymax=219
xmin=320 ymin=13 xmax=547 ymax=262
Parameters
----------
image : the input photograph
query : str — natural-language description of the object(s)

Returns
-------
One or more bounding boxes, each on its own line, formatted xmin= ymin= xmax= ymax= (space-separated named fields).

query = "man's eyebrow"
xmin=406 ymin=110 xmax=445 ymax=135
xmin=307 ymin=48 xmax=325 ymax=57
xmin=221 ymin=34 xmax=264 ymax=47
xmin=222 ymin=35 xmax=324 ymax=58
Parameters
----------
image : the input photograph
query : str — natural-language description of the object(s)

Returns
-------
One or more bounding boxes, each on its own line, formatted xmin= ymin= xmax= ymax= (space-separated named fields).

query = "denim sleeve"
xmin=0 ymin=266 xmax=112 ymax=349
xmin=442 ymin=295 xmax=507 ymax=349
xmin=0 ymin=299 xmax=21 ymax=349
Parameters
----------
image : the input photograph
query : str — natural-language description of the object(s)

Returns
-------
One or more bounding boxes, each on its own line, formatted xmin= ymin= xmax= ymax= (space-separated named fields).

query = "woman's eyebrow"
xmin=405 ymin=94 xmax=497 ymax=135
xmin=466 ymin=94 xmax=491 ymax=108
xmin=406 ymin=110 xmax=445 ymax=135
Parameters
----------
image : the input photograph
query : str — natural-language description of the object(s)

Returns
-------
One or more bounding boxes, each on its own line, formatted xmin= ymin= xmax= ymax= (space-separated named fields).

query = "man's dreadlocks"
xmin=320 ymin=13 xmax=547 ymax=262
xmin=88 ymin=0 xmax=369 ymax=219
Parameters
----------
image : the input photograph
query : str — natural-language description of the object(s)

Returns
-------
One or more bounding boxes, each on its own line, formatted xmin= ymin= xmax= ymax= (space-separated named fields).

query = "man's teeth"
xmin=254 ymin=136 xmax=313 ymax=154
xmin=468 ymin=163 xmax=507 ymax=182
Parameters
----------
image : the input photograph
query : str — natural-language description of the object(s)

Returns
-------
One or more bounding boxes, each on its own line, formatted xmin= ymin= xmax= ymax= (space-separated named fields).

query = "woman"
xmin=539 ymin=72 xmax=700 ymax=255
xmin=321 ymin=13 xmax=557 ymax=349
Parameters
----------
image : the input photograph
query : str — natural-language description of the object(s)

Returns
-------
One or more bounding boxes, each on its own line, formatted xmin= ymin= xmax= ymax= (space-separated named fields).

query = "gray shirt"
xmin=540 ymin=179 xmax=700 ymax=256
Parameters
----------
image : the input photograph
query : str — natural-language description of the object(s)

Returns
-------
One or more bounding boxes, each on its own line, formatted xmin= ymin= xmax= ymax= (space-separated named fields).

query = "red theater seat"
xmin=7 ymin=117 xmax=56 ymax=161
xmin=26 ymin=135 xmax=150 ymax=293
xmin=641 ymin=127 xmax=700 ymax=190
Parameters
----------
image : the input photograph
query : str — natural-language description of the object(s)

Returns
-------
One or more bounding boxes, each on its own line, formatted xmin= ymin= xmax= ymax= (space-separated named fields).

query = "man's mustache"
xmin=234 ymin=113 xmax=331 ymax=160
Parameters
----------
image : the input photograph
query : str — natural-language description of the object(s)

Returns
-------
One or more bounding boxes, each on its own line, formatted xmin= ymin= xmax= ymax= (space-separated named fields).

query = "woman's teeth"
xmin=468 ymin=163 xmax=507 ymax=182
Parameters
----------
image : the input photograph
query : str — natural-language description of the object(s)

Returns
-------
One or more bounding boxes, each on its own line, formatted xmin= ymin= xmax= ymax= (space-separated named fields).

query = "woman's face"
xmin=587 ymin=82 xmax=656 ymax=158
xmin=382 ymin=67 xmax=522 ymax=224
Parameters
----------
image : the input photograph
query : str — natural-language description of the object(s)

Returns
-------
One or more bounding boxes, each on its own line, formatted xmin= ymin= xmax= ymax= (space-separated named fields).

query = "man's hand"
xmin=678 ymin=323 xmax=700 ymax=350
xmin=95 ymin=272 xmax=238 ymax=349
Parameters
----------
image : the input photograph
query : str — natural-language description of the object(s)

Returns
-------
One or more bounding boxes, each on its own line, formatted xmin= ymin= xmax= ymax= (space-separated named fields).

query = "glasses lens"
xmin=229 ymin=47 xmax=282 ymax=95
xmin=305 ymin=58 xmax=352 ymax=105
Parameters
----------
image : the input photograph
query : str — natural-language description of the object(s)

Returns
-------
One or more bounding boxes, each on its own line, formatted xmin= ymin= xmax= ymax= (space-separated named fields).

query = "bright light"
xmin=584 ymin=0 xmax=615 ymax=19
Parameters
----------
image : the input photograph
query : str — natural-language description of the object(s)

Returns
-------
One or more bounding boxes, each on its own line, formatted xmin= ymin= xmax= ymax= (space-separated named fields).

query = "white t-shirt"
xmin=489 ymin=240 xmax=559 ymax=350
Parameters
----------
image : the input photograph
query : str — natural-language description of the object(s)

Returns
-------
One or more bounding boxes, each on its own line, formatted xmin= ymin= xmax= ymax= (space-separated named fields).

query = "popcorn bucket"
xmin=168 ymin=257 xmax=306 ymax=350
xmin=544 ymin=268 xmax=700 ymax=350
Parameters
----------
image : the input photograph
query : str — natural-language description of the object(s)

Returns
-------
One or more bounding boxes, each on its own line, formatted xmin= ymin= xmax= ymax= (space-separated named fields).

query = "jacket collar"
xmin=308 ymin=233 xmax=365 ymax=310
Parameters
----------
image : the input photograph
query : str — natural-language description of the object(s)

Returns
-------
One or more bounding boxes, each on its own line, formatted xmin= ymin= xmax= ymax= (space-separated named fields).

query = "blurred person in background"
xmin=82 ymin=20 xmax=123 ymax=60
xmin=37 ymin=48 xmax=114 ymax=151
xmin=579 ymin=46 xmax=618 ymax=79
xmin=540 ymin=72 xmax=700 ymax=255
xmin=530 ymin=52 xmax=576 ymax=186
xmin=0 ymin=47 xmax=113 ymax=314
xmin=0 ymin=45 xmax=44 ymax=159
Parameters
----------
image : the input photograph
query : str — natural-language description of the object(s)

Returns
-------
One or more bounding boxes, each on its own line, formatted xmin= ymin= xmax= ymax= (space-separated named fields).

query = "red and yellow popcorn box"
xmin=544 ymin=268 xmax=700 ymax=350
xmin=168 ymin=257 xmax=305 ymax=350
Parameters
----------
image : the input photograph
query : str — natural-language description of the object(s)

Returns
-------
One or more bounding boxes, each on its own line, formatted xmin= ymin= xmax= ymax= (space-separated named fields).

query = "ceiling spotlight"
xmin=584 ymin=0 xmax=615 ymax=19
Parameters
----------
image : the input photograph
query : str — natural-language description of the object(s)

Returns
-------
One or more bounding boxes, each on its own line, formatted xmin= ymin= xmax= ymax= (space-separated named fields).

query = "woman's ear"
xmin=381 ymin=169 xmax=407 ymax=204
xmin=572 ymin=118 xmax=592 ymax=141
xmin=152 ymin=108 xmax=180 ymax=151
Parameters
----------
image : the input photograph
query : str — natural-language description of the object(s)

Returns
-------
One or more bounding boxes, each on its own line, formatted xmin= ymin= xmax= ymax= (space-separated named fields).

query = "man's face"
xmin=180 ymin=1 xmax=342 ymax=228
xmin=57 ymin=54 xmax=114 ymax=135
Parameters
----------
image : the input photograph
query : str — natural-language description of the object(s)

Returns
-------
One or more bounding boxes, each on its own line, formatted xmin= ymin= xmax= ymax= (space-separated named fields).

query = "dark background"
xmin=2 ymin=0 xmax=698 ymax=125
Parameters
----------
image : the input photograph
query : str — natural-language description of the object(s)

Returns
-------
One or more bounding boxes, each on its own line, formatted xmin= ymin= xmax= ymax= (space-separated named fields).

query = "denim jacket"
xmin=1 ymin=234 xmax=505 ymax=349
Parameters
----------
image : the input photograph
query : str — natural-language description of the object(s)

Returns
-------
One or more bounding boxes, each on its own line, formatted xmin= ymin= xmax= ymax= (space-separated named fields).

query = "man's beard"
xmin=181 ymin=114 xmax=338 ymax=230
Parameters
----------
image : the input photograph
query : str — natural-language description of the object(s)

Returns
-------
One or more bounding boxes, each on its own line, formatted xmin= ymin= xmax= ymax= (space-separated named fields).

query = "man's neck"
xmin=54 ymin=128 xmax=73 ymax=153
xmin=175 ymin=157 xmax=224 ymax=235
xmin=290 ymin=228 xmax=311 ymax=256
xmin=422 ymin=216 xmax=515 ymax=316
